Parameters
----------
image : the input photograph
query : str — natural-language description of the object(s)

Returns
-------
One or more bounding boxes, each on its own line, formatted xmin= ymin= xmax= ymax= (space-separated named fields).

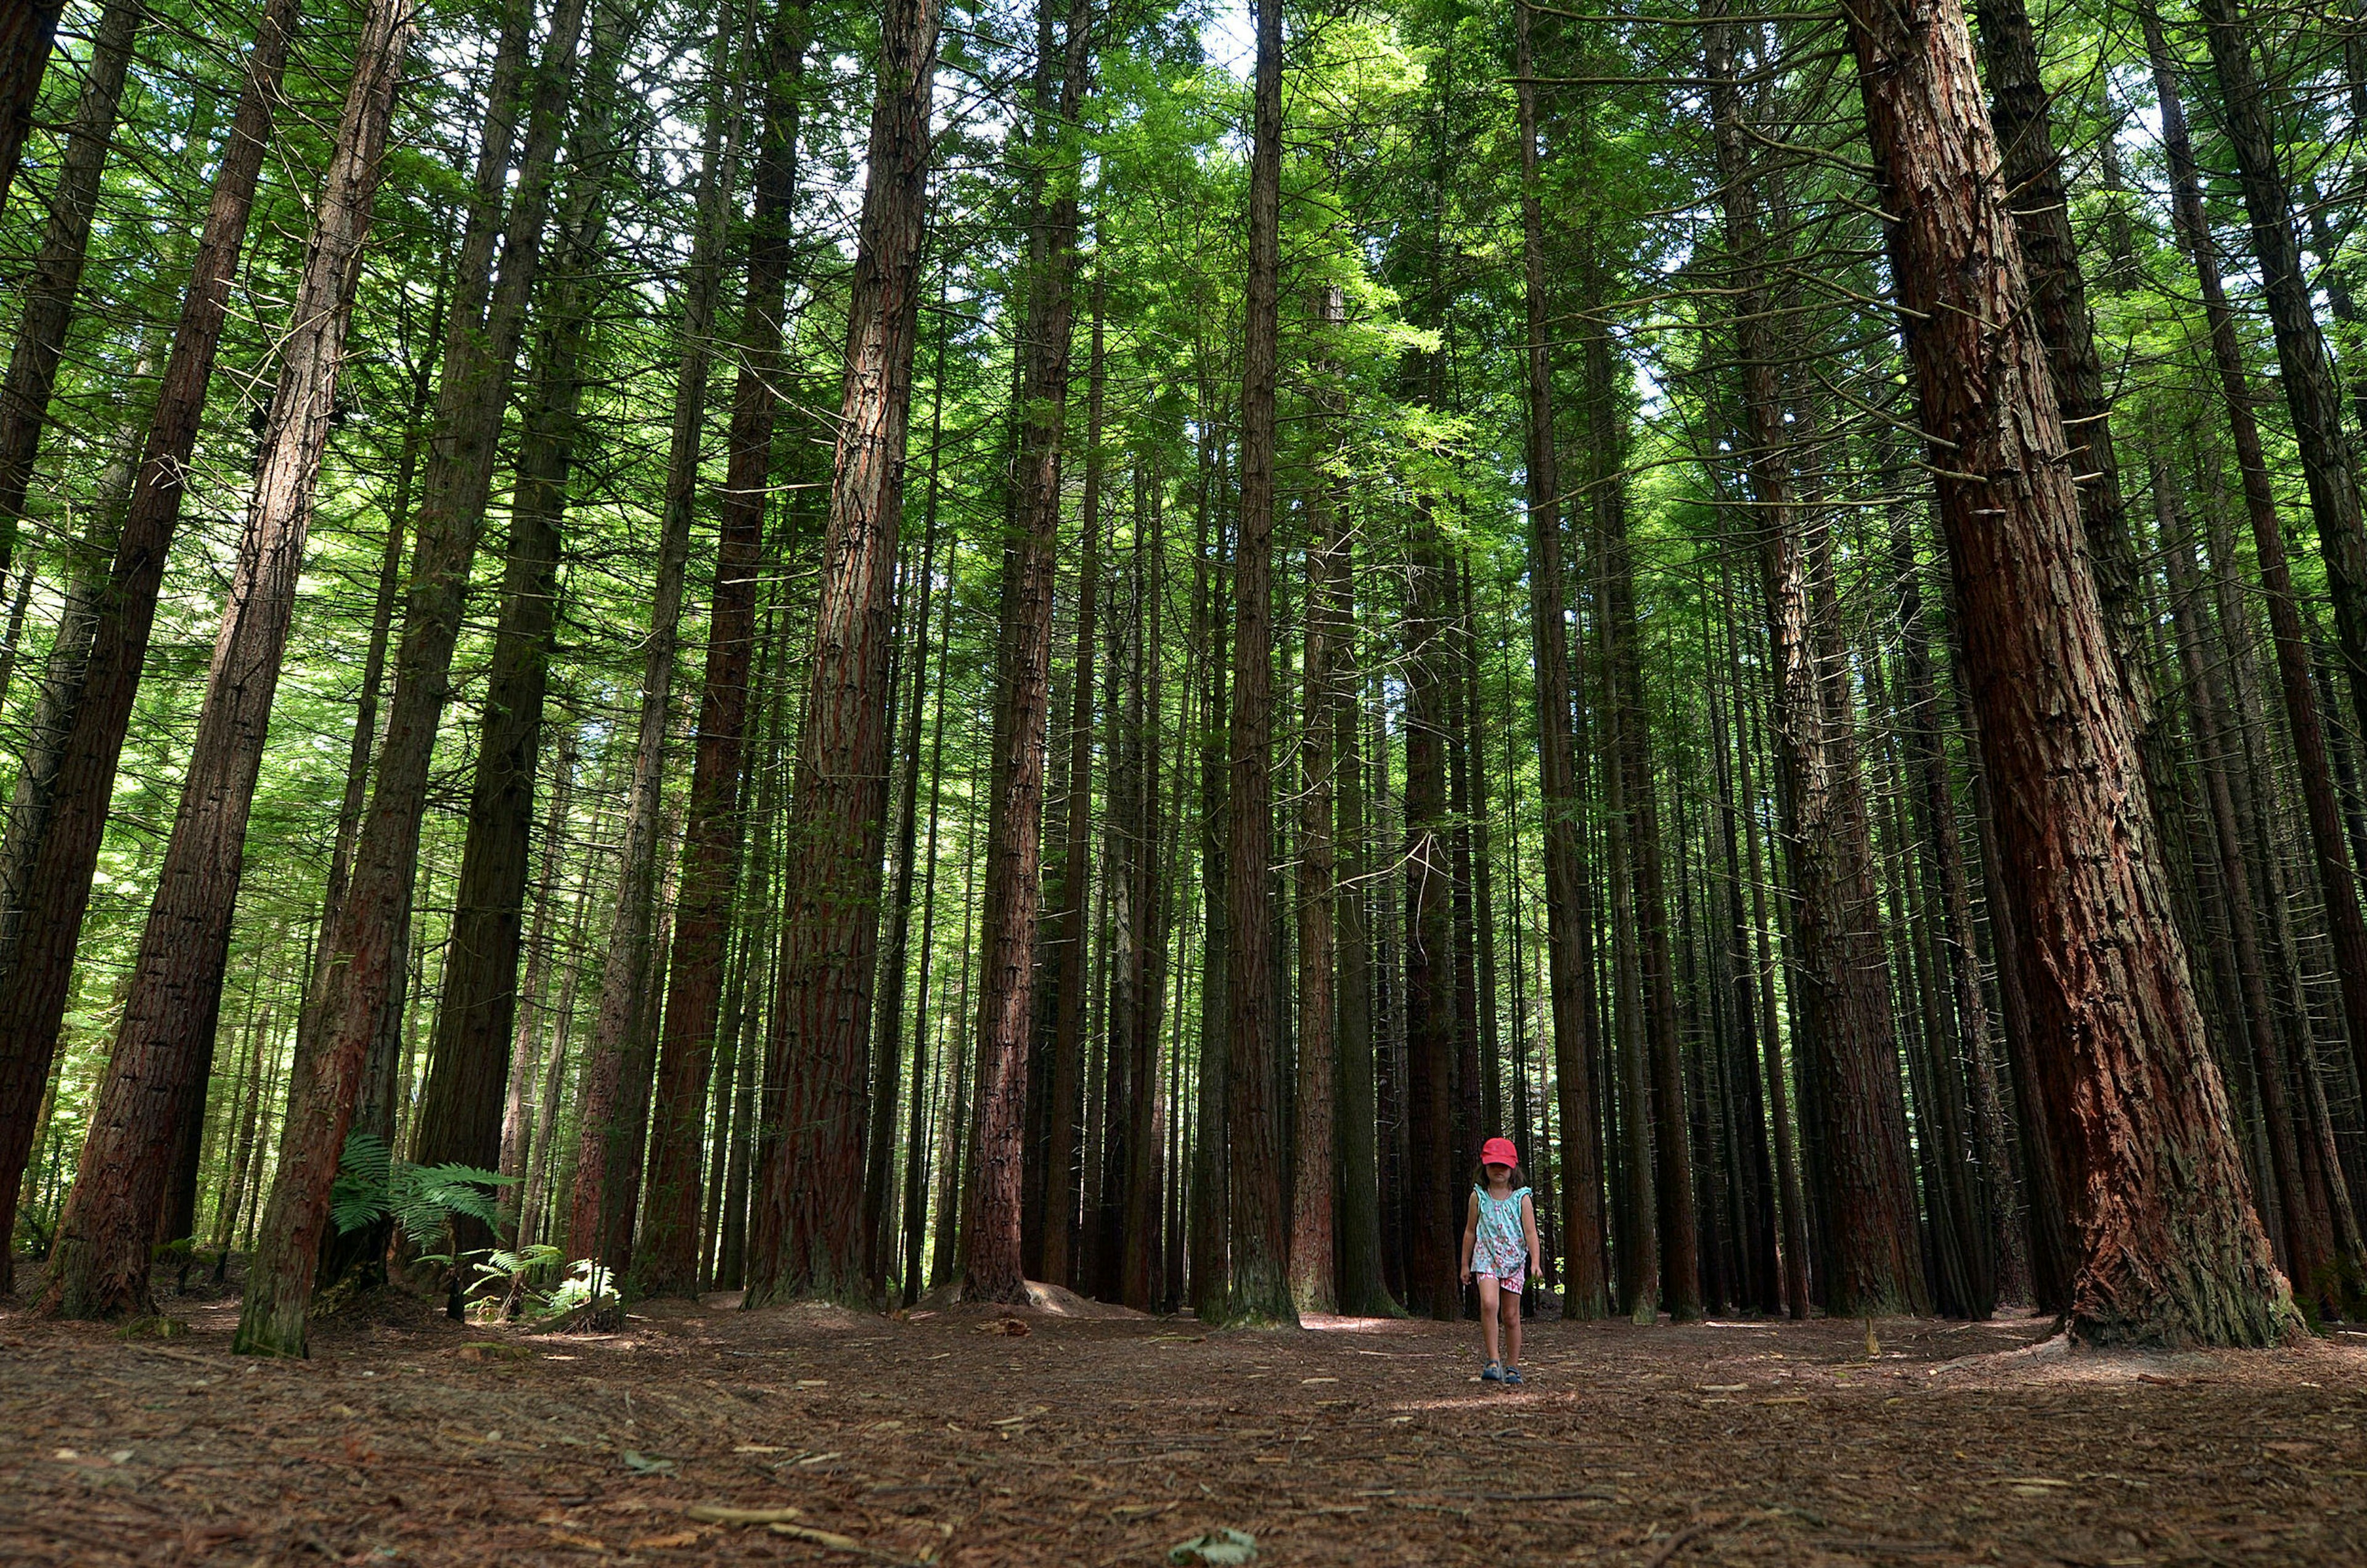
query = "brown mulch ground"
xmin=3 ymin=1268 xmax=2363 ymax=1565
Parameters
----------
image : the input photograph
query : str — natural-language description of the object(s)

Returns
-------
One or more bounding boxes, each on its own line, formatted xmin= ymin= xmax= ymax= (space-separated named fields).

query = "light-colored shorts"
xmin=1475 ymin=1264 xmax=1524 ymax=1296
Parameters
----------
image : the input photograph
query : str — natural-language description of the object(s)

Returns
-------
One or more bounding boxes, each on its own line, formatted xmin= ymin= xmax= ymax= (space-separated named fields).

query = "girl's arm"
xmin=1523 ymin=1191 xmax=1542 ymax=1277
xmin=1461 ymin=1191 xmax=1479 ymax=1282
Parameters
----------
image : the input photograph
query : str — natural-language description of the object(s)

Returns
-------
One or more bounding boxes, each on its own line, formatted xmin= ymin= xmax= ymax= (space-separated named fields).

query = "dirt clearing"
xmin=2 ymin=1287 xmax=2360 ymax=1564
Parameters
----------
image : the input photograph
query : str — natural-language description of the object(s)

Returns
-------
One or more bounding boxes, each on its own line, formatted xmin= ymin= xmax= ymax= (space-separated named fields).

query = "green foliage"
xmin=328 ymin=1132 xmax=514 ymax=1265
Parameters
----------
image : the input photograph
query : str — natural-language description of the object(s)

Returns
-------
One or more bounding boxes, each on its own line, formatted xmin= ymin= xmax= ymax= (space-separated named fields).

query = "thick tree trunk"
xmin=0 ymin=1 xmax=65 ymax=210
xmin=1847 ymin=0 xmax=2291 ymax=1344
xmin=0 ymin=0 xmax=142 ymax=595
xmin=2158 ymin=470 xmax=2330 ymax=1297
xmin=1968 ymin=0 xmax=2144 ymax=705
xmin=411 ymin=49 xmax=623 ymax=1226
xmin=1288 ymin=356 xmax=1341 ymax=1315
xmin=568 ymin=0 xmax=768 ymax=1284
xmin=1040 ymin=273 xmax=1102 ymax=1294
xmin=1513 ymin=1 xmax=1606 ymax=1316
xmin=869 ymin=306 xmax=950 ymax=1294
xmin=0 ymin=0 xmax=285 ymax=1288
xmin=959 ymin=0 xmax=1090 ymax=1310
xmin=2146 ymin=2 xmax=2367 ymax=1162
xmin=1705 ymin=13 xmax=1925 ymax=1315
xmin=30 ymin=0 xmax=405 ymax=1328
xmin=236 ymin=0 xmax=589 ymax=1357
xmin=1218 ymin=0 xmax=1292 ymax=1329
xmin=636 ymin=0 xmax=804 ymax=1298
xmin=1187 ymin=404 xmax=1230 ymax=1320
xmin=1405 ymin=494 xmax=1460 ymax=1323
xmin=748 ymin=0 xmax=939 ymax=1305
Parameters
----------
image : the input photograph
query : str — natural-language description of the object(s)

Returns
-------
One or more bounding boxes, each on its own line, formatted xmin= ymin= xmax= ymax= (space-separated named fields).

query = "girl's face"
xmin=1484 ymin=1162 xmax=1511 ymax=1184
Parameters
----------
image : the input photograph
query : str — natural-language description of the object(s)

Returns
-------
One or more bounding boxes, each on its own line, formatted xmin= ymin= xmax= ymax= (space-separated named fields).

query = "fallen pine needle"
xmin=767 ymin=1521 xmax=924 ymax=1564
xmin=686 ymin=1505 xmax=804 ymax=1525
xmin=770 ymin=1524 xmax=865 ymax=1550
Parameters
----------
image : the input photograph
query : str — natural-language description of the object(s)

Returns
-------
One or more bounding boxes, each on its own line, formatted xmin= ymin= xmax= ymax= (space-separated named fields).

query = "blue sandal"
xmin=1481 ymin=1361 xmax=1505 ymax=1382
xmin=1502 ymin=1366 xmax=1524 ymax=1386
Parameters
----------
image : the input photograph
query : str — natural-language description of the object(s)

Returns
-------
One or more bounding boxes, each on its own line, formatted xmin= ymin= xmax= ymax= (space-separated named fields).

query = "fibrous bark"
xmin=1845 ymin=0 xmax=2292 ymax=1345
xmin=748 ymin=0 xmax=939 ymax=1305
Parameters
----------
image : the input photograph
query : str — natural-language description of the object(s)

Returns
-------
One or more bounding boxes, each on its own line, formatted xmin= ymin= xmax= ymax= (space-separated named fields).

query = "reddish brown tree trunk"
xmin=1515 ymin=2 xmax=1606 ymax=1324
xmin=0 ymin=1 xmax=64 ymax=210
xmin=0 ymin=0 xmax=142 ymax=595
xmin=31 ymin=0 xmax=397 ymax=1331
xmin=1405 ymin=493 xmax=1459 ymax=1323
xmin=2147 ymin=2 xmax=2367 ymax=1169
xmin=0 ymin=0 xmax=298 ymax=1294
xmin=1039 ymin=275 xmax=1102 ymax=1295
xmin=1220 ymin=0 xmax=1292 ymax=1326
xmin=1288 ymin=374 xmax=1341 ymax=1315
xmin=409 ymin=39 xmax=622 ymax=1223
xmin=635 ymin=0 xmax=804 ymax=1297
xmin=570 ymin=1 xmax=775 ymax=1281
xmin=748 ymin=0 xmax=939 ymax=1305
xmin=1706 ymin=12 xmax=1925 ymax=1315
xmin=1849 ymin=0 xmax=2291 ymax=1344
xmin=237 ymin=0 xmax=588 ymax=1355
xmin=958 ymin=0 xmax=1090 ymax=1309
xmin=33 ymin=0 xmax=390 ymax=1323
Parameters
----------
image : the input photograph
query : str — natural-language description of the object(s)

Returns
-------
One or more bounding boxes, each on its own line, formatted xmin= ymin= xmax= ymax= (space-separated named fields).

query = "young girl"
xmin=1461 ymin=1137 xmax=1541 ymax=1385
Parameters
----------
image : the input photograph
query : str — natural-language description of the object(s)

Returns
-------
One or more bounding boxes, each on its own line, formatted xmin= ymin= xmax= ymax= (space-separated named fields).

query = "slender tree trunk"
xmin=2159 ymin=470 xmax=2329 ymax=1296
xmin=1705 ymin=12 xmax=1924 ymax=1315
xmin=412 ymin=50 xmax=621 ymax=1228
xmin=1215 ymin=0 xmax=1293 ymax=1328
xmin=1122 ymin=474 xmax=1168 ymax=1310
xmin=750 ymin=0 xmax=940 ymax=1305
xmin=237 ymin=0 xmax=591 ymax=1356
xmin=322 ymin=295 xmax=435 ymax=933
xmin=0 ymin=0 xmax=143 ymax=597
xmin=1847 ymin=0 xmax=2291 ymax=1344
xmin=501 ymin=732 xmax=578 ymax=1193
xmin=1592 ymin=369 xmax=1700 ymax=1322
xmin=565 ymin=1 xmax=760 ymax=1284
xmin=1040 ymin=276 xmax=1103 ymax=1293
xmin=1187 ymin=405 xmax=1231 ymax=1318
xmin=1886 ymin=513 xmax=2021 ymax=1304
xmin=34 ymin=0 xmax=406 ymax=1326
xmin=2193 ymin=0 xmax=2367 ymax=782
xmin=869 ymin=298 xmax=950 ymax=1294
xmin=1332 ymin=439 xmax=1388 ymax=1315
xmin=2147 ymin=2 xmax=2367 ymax=1146
xmin=0 ymin=0 xmax=303 ymax=1290
xmin=1511 ymin=11 xmax=1609 ymax=1299
xmin=1288 ymin=345 xmax=1341 ymax=1315
xmin=636 ymin=0 xmax=803 ymax=1298
xmin=957 ymin=0 xmax=1090 ymax=1309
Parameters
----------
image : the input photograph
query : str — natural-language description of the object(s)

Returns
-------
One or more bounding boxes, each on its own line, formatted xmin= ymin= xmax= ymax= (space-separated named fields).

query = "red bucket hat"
xmin=1481 ymin=1137 xmax=1519 ymax=1168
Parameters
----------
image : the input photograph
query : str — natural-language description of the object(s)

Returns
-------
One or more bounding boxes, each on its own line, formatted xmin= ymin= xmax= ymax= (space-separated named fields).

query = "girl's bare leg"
xmin=1502 ymin=1288 xmax=1523 ymax=1367
xmin=1476 ymin=1275 xmax=1501 ymax=1364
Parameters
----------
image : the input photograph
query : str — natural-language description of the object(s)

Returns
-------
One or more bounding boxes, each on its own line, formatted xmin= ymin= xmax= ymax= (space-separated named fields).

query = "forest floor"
xmin=1 ymin=1265 xmax=2362 ymax=1566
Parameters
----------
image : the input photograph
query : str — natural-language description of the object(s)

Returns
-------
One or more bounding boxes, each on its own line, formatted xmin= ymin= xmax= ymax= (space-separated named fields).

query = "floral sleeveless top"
xmin=1471 ymin=1185 xmax=1529 ymax=1278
